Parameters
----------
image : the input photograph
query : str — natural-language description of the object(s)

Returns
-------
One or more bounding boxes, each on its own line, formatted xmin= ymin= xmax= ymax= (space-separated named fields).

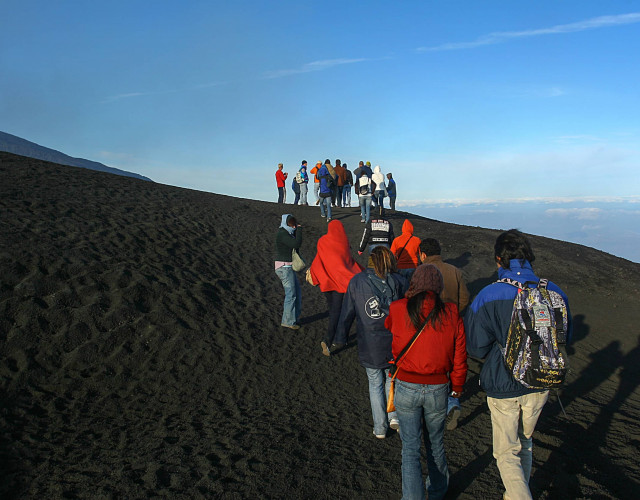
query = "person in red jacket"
xmin=308 ymin=220 xmax=364 ymax=356
xmin=384 ymin=264 xmax=467 ymax=500
xmin=390 ymin=219 xmax=422 ymax=279
xmin=275 ymin=163 xmax=288 ymax=203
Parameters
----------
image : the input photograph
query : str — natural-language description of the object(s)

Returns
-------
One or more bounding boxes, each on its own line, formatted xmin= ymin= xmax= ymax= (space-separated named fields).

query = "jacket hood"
xmin=402 ymin=219 xmax=414 ymax=235
xmin=373 ymin=165 xmax=382 ymax=174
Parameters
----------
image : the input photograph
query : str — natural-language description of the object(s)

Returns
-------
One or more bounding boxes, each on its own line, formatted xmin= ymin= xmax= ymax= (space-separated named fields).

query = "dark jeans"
xmin=323 ymin=290 xmax=344 ymax=345
xmin=278 ymin=187 xmax=284 ymax=203
xmin=389 ymin=196 xmax=396 ymax=210
xmin=336 ymin=186 xmax=344 ymax=206
xmin=293 ymin=190 xmax=300 ymax=205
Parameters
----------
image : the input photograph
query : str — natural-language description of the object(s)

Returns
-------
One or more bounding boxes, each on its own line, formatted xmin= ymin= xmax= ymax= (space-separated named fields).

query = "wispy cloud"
xmin=102 ymin=81 xmax=227 ymax=103
xmin=417 ymin=12 xmax=640 ymax=52
xmin=546 ymin=207 xmax=602 ymax=219
xmin=262 ymin=58 xmax=368 ymax=79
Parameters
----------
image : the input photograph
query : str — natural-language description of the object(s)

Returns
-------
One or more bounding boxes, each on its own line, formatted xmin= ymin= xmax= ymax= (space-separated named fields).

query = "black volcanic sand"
xmin=1 ymin=151 xmax=639 ymax=499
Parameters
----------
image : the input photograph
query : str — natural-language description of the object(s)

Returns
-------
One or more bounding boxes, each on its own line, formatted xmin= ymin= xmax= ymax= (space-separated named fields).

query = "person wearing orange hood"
xmin=308 ymin=220 xmax=364 ymax=356
xmin=390 ymin=219 xmax=422 ymax=279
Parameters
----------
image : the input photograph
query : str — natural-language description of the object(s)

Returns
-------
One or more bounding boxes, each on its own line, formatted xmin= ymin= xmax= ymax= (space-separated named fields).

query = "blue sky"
xmin=2 ymin=2 xmax=639 ymax=226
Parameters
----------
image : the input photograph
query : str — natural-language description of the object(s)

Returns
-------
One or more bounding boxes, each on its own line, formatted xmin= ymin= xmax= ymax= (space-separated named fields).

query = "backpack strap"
xmin=395 ymin=235 xmax=413 ymax=260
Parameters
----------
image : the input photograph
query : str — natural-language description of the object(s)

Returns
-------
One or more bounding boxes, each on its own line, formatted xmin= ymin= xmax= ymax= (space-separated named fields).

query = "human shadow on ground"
xmin=466 ymin=271 xmax=498 ymax=298
xmin=533 ymin=335 xmax=640 ymax=498
xmin=445 ymin=252 xmax=472 ymax=270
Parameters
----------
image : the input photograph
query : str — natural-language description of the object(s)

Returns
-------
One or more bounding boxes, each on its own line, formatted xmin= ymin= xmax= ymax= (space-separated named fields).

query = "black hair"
xmin=419 ymin=238 xmax=441 ymax=256
xmin=407 ymin=291 xmax=445 ymax=329
xmin=286 ymin=215 xmax=297 ymax=227
xmin=324 ymin=159 xmax=331 ymax=165
xmin=494 ymin=229 xmax=535 ymax=269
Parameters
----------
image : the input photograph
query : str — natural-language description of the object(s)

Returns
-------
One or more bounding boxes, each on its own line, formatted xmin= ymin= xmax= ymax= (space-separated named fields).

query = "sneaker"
xmin=281 ymin=323 xmax=300 ymax=330
xmin=445 ymin=406 xmax=460 ymax=430
xmin=360 ymin=219 xmax=365 ymax=223
xmin=389 ymin=418 xmax=400 ymax=430
xmin=373 ymin=430 xmax=386 ymax=439
xmin=320 ymin=214 xmax=326 ymax=218
xmin=327 ymin=218 xmax=332 ymax=222
xmin=321 ymin=341 xmax=331 ymax=357
xmin=315 ymin=199 xmax=320 ymax=205
xmin=330 ymin=342 xmax=345 ymax=352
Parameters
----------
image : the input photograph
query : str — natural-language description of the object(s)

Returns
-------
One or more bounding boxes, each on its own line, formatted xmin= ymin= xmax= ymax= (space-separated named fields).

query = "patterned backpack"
xmin=498 ymin=278 xmax=569 ymax=389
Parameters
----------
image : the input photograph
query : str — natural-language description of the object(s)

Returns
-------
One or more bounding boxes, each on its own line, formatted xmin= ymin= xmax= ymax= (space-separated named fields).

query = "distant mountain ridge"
xmin=0 ymin=131 xmax=152 ymax=181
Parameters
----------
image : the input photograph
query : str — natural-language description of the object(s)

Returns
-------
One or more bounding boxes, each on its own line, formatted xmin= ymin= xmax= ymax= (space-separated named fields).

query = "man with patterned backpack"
xmin=464 ymin=229 xmax=572 ymax=500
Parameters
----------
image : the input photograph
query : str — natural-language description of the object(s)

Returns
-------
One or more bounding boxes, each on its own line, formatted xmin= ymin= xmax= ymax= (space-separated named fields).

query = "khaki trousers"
xmin=487 ymin=391 xmax=549 ymax=500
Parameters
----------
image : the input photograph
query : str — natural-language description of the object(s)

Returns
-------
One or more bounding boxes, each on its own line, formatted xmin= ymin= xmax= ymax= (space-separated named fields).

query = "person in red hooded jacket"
xmin=308 ymin=220 xmax=364 ymax=356
xmin=385 ymin=264 xmax=467 ymax=500
xmin=390 ymin=219 xmax=422 ymax=280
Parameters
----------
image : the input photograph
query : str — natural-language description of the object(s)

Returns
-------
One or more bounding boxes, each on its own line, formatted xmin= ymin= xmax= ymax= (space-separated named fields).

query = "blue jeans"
xmin=365 ymin=367 xmax=397 ymax=435
xmin=319 ymin=195 xmax=332 ymax=219
xmin=300 ymin=183 xmax=308 ymax=205
xmin=277 ymin=186 xmax=284 ymax=203
xmin=342 ymin=185 xmax=351 ymax=206
xmin=359 ymin=195 xmax=372 ymax=222
xmin=447 ymin=395 xmax=460 ymax=414
xmin=275 ymin=266 xmax=301 ymax=326
xmin=395 ymin=380 xmax=449 ymax=500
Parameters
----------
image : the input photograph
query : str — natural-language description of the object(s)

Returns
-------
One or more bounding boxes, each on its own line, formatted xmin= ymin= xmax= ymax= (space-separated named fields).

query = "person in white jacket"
xmin=372 ymin=165 xmax=387 ymax=216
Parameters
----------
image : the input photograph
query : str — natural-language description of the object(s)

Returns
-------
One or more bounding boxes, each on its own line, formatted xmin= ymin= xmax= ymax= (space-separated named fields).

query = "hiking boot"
xmin=281 ymin=323 xmax=300 ymax=330
xmin=389 ymin=418 xmax=400 ymax=430
xmin=321 ymin=341 xmax=331 ymax=357
xmin=445 ymin=406 xmax=460 ymax=430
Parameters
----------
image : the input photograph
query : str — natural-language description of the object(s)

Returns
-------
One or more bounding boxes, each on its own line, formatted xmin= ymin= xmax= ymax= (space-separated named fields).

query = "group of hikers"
xmin=275 ymin=160 xmax=397 ymax=222
xmin=274 ymin=212 xmax=572 ymax=500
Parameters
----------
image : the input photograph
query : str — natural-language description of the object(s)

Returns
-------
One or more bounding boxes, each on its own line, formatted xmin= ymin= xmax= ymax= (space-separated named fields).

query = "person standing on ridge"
xmin=386 ymin=173 xmax=397 ymax=211
xmin=372 ymin=165 xmax=387 ymax=216
xmin=310 ymin=161 xmax=322 ymax=205
xmin=275 ymin=163 xmax=288 ymax=204
xmin=343 ymin=163 xmax=353 ymax=207
xmin=296 ymin=161 xmax=309 ymax=205
xmin=334 ymin=159 xmax=346 ymax=207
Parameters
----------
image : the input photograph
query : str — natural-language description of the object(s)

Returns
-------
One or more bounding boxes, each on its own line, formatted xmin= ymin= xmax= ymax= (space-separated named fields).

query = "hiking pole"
xmin=555 ymin=390 xmax=568 ymax=418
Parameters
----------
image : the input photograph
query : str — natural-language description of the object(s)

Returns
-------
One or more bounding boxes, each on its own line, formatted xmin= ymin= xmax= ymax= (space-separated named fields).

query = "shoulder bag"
xmin=387 ymin=316 xmax=430 ymax=413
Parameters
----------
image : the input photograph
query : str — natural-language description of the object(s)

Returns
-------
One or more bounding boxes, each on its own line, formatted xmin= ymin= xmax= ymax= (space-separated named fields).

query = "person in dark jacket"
xmin=334 ymin=246 xmax=408 ymax=438
xmin=274 ymin=214 xmax=303 ymax=329
xmin=359 ymin=214 xmax=394 ymax=256
xmin=386 ymin=173 xmax=397 ymax=210
xmin=317 ymin=160 xmax=335 ymax=221
xmin=464 ymin=229 xmax=572 ymax=500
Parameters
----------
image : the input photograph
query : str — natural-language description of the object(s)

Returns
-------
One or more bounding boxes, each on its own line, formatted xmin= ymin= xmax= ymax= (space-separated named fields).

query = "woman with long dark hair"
xmin=384 ymin=264 xmax=468 ymax=500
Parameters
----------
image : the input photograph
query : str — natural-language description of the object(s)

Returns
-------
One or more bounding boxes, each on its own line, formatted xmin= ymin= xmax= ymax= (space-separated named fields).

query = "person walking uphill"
xmin=307 ymin=220 xmax=364 ymax=357
xmin=295 ymin=161 xmax=309 ymax=205
xmin=464 ymin=229 xmax=572 ymax=500
xmin=274 ymin=214 xmax=303 ymax=329
xmin=390 ymin=219 xmax=422 ymax=280
xmin=333 ymin=159 xmax=346 ymax=207
xmin=334 ymin=247 xmax=408 ymax=438
xmin=418 ymin=237 xmax=470 ymax=431
xmin=372 ymin=165 xmax=387 ymax=216
xmin=310 ymin=161 xmax=322 ymax=205
xmin=385 ymin=264 xmax=468 ymax=500
xmin=275 ymin=163 xmax=288 ymax=204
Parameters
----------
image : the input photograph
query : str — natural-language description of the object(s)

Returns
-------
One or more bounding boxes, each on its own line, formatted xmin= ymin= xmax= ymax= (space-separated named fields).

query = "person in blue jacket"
xmin=334 ymin=246 xmax=408 ymax=439
xmin=464 ymin=229 xmax=572 ymax=500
